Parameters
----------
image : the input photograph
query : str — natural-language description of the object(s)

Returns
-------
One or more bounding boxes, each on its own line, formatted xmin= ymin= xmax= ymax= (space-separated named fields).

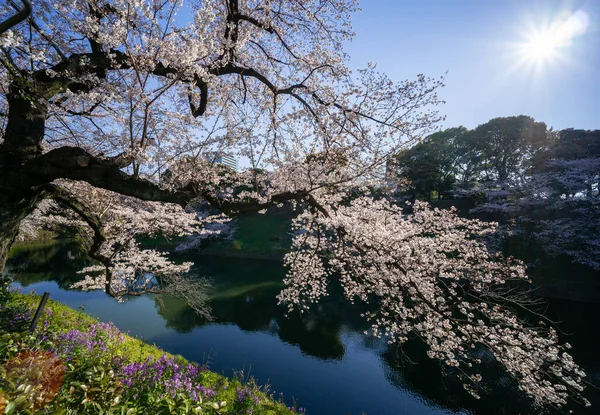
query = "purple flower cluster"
xmin=8 ymin=285 xmax=22 ymax=294
xmin=118 ymin=355 xmax=212 ymax=402
xmin=236 ymin=386 xmax=260 ymax=405
xmin=9 ymin=309 xmax=32 ymax=326
xmin=0 ymin=304 xmax=32 ymax=331
xmin=54 ymin=322 xmax=123 ymax=361
xmin=234 ymin=385 xmax=261 ymax=414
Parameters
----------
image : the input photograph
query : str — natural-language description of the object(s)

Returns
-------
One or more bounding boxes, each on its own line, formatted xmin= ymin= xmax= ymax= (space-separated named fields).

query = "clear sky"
xmin=343 ymin=0 xmax=600 ymax=131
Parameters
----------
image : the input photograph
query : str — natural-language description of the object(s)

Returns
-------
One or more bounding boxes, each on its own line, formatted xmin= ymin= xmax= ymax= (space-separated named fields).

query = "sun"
xmin=521 ymin=30 xmax=561 ymax=63
xmin=513 ymin=9 xmax=589 ymax=72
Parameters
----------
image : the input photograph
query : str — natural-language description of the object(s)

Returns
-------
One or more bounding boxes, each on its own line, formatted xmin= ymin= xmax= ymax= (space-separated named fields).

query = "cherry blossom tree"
xmin=468 ymin=154 xmax=600 ymax=270
xmin=0 ymin=0 xmax=443 ymax=267
xmin=0 ymin=0 xmax=590 ymax=408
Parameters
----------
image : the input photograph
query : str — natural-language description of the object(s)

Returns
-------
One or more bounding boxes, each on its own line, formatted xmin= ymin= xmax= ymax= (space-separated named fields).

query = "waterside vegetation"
xmin=0 ymin=286 xmax=303 ymax=415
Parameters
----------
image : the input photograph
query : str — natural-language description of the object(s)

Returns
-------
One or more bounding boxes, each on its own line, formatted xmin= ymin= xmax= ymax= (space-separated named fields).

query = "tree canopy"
xmin=390 ymin=116 xmax=551 ymax=199
xmin=471 ymin=116 xmax=548 ymax=182
xmin=391 ymin=127 xmax=467 ymax=200
xmin=390 ymin=118 xmax=599 ymax=270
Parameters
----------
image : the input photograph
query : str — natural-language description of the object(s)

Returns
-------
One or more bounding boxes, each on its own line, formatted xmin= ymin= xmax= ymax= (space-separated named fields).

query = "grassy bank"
xmin=197 ymin=212 xmax=293 ymax=261
xmin=0 ymin=291 xmax=303 ymax=415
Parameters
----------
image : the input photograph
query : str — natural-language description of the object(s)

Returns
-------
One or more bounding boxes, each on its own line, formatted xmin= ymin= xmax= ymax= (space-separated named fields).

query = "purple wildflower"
xmin=116 ymin=355 xmax=208 ymax=403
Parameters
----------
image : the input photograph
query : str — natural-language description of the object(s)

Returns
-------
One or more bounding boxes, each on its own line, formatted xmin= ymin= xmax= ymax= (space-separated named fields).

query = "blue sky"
xmin=344 ymin=0 xmax=600 ymax=131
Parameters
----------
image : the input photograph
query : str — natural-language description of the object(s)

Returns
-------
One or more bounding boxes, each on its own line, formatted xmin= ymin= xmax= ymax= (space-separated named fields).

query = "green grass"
xmin=210 ymin=281 xmax=285 ymax=301
xmin=210 ymin=213 xmax=293 ymax=254
xmin=7 ymin=294 xmax=166 ymax=363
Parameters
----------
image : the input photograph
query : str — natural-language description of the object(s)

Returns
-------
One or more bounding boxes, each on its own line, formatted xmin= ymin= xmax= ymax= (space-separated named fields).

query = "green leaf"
xmin=11 ymin=396 xmax=26 ymax=406
xmin=4 ymin=402 xmax=15 ymax=414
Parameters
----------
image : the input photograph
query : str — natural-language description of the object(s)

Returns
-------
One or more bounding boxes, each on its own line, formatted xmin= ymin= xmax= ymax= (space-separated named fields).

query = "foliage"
xmin=470 ymin=116 xmax=548 ymax=182
xmin=0 ymin=278 xmax=32 ymax=333
xmin=0 ymin=274 xmax=12 ymax=304
xmin=391 ymin=116 xmax=550 ymax=198
xmin=535 ymin=129 xmax=600 ymax=164
xmin=392 ymin=121 xmax=598 ymax=270
xmin=0 ymin=292 xmax=299 ymax=415
xmin=391 ymin=127 xmax=466 ymax=200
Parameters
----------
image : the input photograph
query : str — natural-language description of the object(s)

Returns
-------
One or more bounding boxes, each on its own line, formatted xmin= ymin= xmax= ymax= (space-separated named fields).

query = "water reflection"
xmin=6 ymin=240 xmax=599 ymax=415
xmin=7 ymin=240 xmax=91 ymax=288
xmin=154 ymin=291 xmax=347 ymax=360
xmin=383 ymin=341 xmax=535 ymax=415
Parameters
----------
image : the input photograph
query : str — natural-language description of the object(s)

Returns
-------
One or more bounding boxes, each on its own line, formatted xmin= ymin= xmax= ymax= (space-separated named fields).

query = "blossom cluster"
xmin=278 ymin=197 xmax=588 ymax=407
xmin=16 ymin=179 xmax=219 ymax=314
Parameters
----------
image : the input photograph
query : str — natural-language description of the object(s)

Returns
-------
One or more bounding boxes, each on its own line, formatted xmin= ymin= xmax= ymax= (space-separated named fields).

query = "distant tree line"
xmin=389 ymin=116 xmax=600 ymax=269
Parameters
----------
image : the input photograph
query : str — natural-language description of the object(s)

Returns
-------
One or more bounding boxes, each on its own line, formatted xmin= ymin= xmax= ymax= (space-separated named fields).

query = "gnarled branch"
xmin=49 ymin=184 xmax=114 ymax=294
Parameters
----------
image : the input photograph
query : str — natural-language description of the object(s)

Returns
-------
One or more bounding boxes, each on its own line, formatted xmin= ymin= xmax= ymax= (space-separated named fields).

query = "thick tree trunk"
xmin=0 ymin=194 xmax=41 ymax=273
xmin=0 ymin=85 xmax=48 ymax=273
xmin=0 ymin=211 xmax=21 ymax=274
xmin=0 ymin=87 xmax=45 ymax=163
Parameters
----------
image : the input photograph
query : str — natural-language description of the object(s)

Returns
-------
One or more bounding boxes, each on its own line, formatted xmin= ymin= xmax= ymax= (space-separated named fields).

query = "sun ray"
xmin=512 ymin=9 xmax=590 ymax=76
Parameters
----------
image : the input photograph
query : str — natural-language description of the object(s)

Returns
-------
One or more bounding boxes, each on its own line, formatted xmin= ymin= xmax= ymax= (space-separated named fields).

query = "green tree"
xmin=543 ymin=129 xmax=600 ymax=162
xmin=470 ymin=115 xmax=548 ymax=182
xmin=392 ymin=128 xmax=464 ymax=200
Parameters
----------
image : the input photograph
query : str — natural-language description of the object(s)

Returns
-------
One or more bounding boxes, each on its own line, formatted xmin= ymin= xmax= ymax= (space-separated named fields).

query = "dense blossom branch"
xmin=278 ymin=197 xmax=588 ymax=407
xmin=18 ymin=179 xmax=222 ymax=316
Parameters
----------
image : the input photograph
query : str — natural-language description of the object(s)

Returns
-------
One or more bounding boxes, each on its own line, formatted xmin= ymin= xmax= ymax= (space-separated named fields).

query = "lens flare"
xmin=3 ymin=351 xmax=64 ymax=411
xmin=516 ymin=9 xmax=589 ymax=69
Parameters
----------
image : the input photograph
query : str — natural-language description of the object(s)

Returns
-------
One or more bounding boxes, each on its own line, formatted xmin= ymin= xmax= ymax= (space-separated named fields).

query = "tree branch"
xmin=26 ymin=146 xmax=194 ymax=206
xmin=50 ymin=184 xmax=115 ymax=294
xmin=0 ymin=0 xmax=31 ymax=35
xmin=24 ymin=146 xmax=328 ymax=217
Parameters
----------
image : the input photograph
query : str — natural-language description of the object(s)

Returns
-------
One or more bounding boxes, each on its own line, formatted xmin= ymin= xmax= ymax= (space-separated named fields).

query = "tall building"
xmin=205 ymin=152 xmax=238 ymax=171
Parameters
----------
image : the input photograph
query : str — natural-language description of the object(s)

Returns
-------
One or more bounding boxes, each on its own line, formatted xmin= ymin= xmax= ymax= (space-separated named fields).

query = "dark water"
xmin=5 ymin=241 xmax=600 ymax=415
